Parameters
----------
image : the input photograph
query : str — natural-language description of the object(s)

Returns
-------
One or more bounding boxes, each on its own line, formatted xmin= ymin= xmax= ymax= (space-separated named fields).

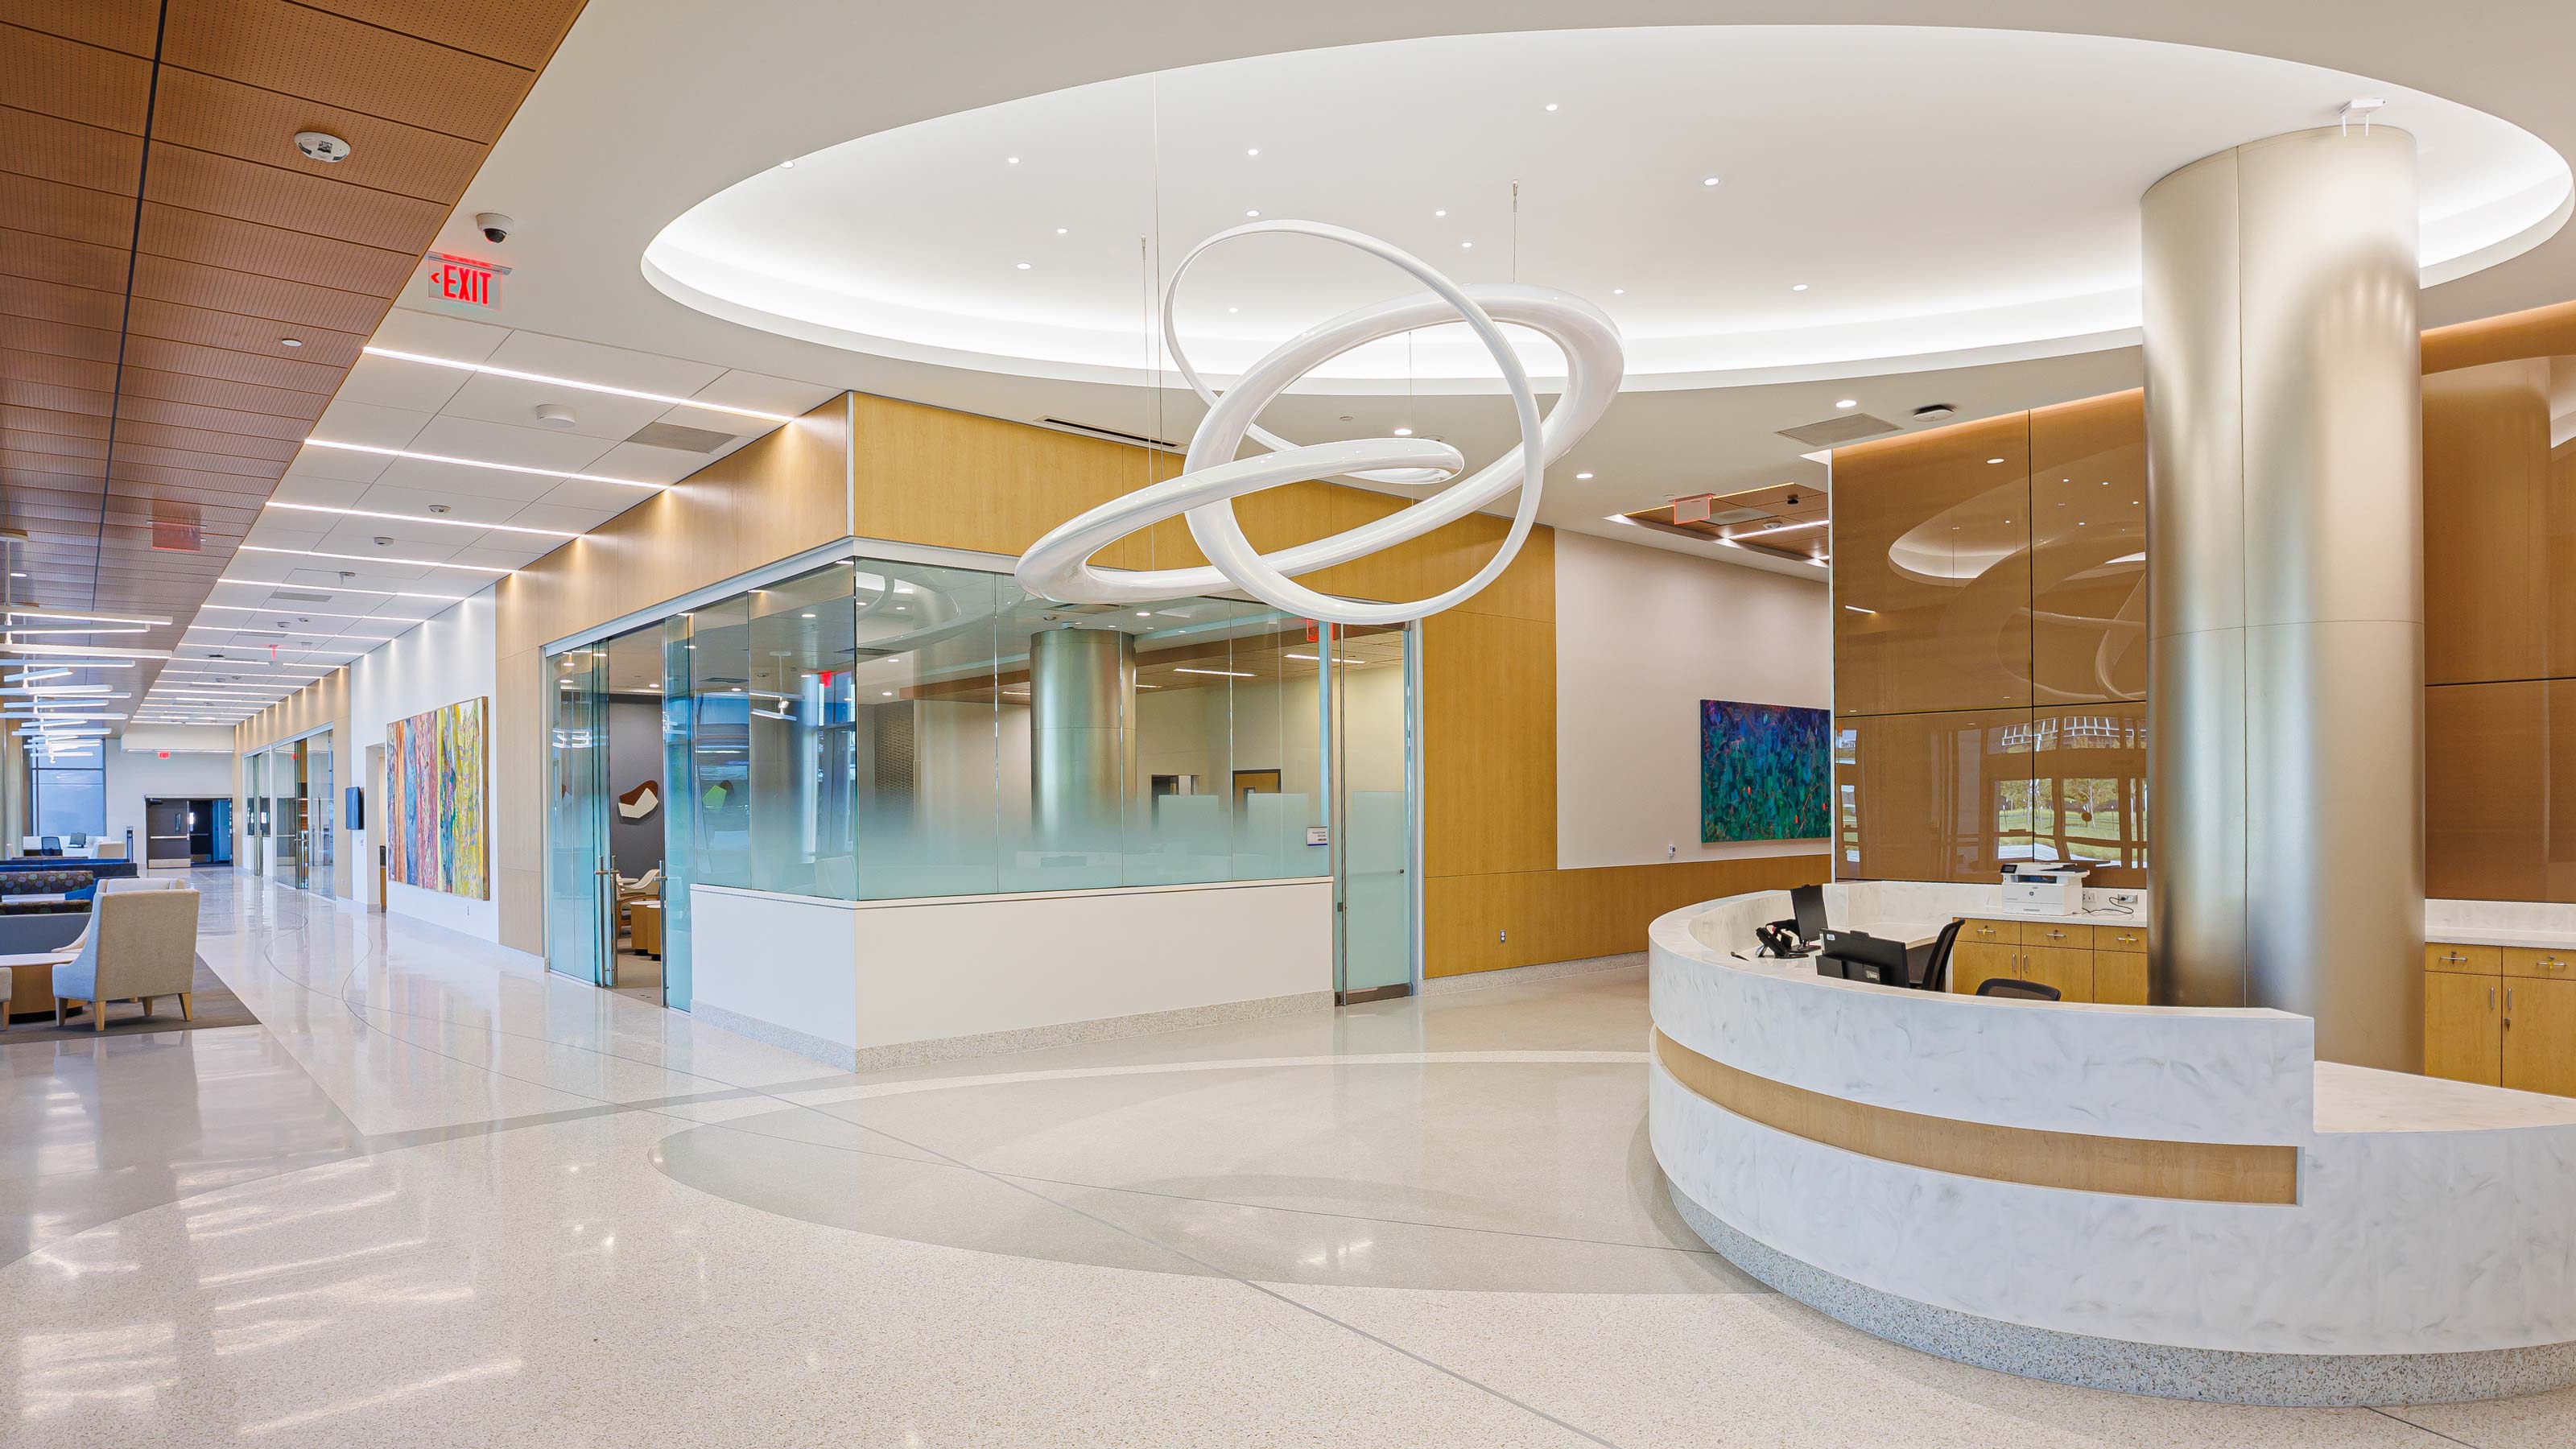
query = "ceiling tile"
xmin=159 ymin=0 xmax=534 ymax=144
xmin=583 ymin=440 xmax=716 ymax=484
xmin=0 ymin=107 xmax=143 ymax=192
xmin=283 ymin=444 xmax=394 ymax=485
xmin=145 ymin=66 xmax=485 ymax=204
xmin=312 ymin=396 xmax=435 ymax=448
xmin=440 ymin=371 xmax=669 ymax=440
xmin=370 ymin=454 xmax=562 ymax=501
xmin=498 ymin=500 xmax=613 ymax=534
xmin=481 ymin=331 xmax=726 ymax=397
xmin=368 ymin=308 xmax=511 ymax=363
xmin=130 ymin=254 xmax=390 ymax=335
xmin=408 ymin=413 xmax=618 ymax=469
xmin=0 ymin=171 xmax=136 ymax=249
xmin=686 ymin=370 xmax=840 ymax=419
xmin=328 ymin=353 xmax=473 ymax=414
xmin=534 ymin=476 xmax=665 ymax=514
xmin=137 ymin=201 xmax=416 ymax=295
xmin=266 ymin=473 xmax=373 ymax=507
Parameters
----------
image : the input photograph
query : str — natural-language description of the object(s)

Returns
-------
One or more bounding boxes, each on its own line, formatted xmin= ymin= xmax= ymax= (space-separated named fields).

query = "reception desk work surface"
xmin=1650 ymin=879 xmax=2576 ymax=1406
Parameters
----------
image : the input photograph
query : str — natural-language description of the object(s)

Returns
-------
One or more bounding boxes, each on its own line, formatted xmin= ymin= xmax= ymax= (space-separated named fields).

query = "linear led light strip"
xmin=217 ymin=575 xmax=466 ymax=602
xmin=0 ymin=642 xmax=172 ymax=659
xmin=302 ymin=438 xmax=664 ymax=490
xmin=237 ymin=544 xmax=514 ymax=574
xmin=3 ymin=625 xmax=150 ymax=636
xmin=264 ymin=500 xmax=579 ymax=538
xmin=1172 ymin=667 xmax=1255 ymax=678
xmin=197 ymin=604 xmax=435 ymax=623
xmin=361 ymin=346 xmax=797 ymax=423
xmin=1 ymin=605 xmax=171 ymax=626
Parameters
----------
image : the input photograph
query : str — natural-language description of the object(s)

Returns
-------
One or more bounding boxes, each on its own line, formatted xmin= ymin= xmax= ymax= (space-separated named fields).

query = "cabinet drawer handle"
xmin=2045 ymin=929 xmax=2065 ymax=940
xmin=2442 ymin=952 xmax=2467 ymax=964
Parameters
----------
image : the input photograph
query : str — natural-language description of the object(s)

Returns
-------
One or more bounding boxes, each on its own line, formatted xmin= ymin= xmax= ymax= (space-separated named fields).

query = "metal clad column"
xmin=1029 ymin=627 xmax=1135 ymax=850
xmin=2142 ymin=126 xmax=2424 ymax=1068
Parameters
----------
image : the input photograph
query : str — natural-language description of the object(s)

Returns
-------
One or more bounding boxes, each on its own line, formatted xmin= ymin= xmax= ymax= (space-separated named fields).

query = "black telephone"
xmin=1754 ymin=920 xmax=1812 ymax=958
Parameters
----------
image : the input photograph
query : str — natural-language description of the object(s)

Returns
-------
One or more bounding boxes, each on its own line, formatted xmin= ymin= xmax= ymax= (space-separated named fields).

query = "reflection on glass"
xmin=686 ymin=595 xmax=752 ymax=892
xmin=745 ymin=564 xmax=858 ymax=898
xmin=2030 ymin=704 xmax=2146 ymax=886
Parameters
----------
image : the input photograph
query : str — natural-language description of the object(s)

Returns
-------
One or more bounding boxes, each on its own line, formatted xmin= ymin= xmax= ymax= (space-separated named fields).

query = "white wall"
xmin=343 ymin=586 xmax=502 ymax=939
xmin=105 ymin=737 xmax=235 ymax=861
xmin=1555 ymin=529 xmax=1831 ymax=869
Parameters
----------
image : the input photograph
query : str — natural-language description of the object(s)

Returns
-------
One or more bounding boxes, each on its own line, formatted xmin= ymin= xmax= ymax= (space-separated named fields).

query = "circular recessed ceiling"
xmin=644 ymin=26 xmax=2570 ymax=394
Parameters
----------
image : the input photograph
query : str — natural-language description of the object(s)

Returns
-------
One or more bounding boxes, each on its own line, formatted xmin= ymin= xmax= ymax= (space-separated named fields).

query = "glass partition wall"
xmin=543 ymin=551 xmax=1418 ymax=1008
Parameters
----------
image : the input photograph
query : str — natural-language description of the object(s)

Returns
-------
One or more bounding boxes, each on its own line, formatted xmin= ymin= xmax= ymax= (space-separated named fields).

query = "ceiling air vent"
xmin=1036 ymin=417 xmax=1183 ymax=452
xmin=625 ymin=421 xmax=737 ymax=452
xmin=1777 ymin=413 xmax=1901 ymax=447
xmin=269 ymin=590 xmax=336 ymax=603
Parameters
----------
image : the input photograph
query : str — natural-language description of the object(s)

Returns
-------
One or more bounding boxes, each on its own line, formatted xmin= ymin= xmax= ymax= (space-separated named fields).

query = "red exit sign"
xmin=423 ymin=252 xmax=506 ymax=308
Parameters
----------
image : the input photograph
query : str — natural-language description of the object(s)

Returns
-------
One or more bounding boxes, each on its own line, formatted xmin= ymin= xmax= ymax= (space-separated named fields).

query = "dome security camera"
xmin=475 ymin=212 xmax=515 ymax=244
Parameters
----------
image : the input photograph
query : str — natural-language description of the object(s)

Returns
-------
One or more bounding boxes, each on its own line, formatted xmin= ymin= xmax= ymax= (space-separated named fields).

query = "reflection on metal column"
xmin=2141 ymin=126 xmax=2425 ymax=1069
xmin=1029 ymin=627 xmax=1135 ymax=852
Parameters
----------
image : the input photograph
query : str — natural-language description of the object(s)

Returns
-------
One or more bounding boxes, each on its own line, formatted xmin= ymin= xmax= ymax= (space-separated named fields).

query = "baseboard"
xmin=693 ymin=989 xmax=1338 ymax=1074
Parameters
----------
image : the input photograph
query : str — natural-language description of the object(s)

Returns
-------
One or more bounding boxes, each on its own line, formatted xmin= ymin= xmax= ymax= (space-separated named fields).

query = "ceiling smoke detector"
xmin=293 ymin=130 xmax=352 ymax=163
xmin=535 ymin=404 xmax=577 ymax=428
xmin=427 ymin=503 xmax=452 ymax=514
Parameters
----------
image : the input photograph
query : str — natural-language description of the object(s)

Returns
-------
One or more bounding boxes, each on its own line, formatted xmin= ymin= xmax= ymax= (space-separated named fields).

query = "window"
xmin=33 ymin=766 xmax=106 ymax=840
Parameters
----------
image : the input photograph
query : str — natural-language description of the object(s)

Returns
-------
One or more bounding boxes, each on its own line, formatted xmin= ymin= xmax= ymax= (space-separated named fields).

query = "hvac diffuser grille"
xmin=1776 ymin=413 xmax=1901 ymax=447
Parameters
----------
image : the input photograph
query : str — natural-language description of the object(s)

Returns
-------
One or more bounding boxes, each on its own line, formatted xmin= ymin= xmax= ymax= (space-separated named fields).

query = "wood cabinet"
xmin=2424 ymin=941 xmax=2576 ymax=1096
xmin=1946 ymin=918 xmax=2145 ymax=1002
xmin=2425 ymin=972 xmax=2503 ymax=1084
xmin=2504 ymin=978 xmax=2576 ymax=1096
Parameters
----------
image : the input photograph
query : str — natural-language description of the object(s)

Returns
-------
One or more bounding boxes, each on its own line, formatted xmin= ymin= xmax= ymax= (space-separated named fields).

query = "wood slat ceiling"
xmin=1622 ymin=481 xmax=1832 ymax=561
xmin=0 ymin=0 xmax=585 ymax=716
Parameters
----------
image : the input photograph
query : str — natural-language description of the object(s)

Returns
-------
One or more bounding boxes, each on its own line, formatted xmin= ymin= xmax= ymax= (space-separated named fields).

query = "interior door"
xmin=1329 ymin=623 xmax=1414 ymax=1001
xmin=546 ymin=646 xmax=615 ymax=985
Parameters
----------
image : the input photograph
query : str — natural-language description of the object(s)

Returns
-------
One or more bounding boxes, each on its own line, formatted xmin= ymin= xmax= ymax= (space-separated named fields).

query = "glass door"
xmin=242 ymin=751 xmax=266 ymax=875
xmin=308 ymin=733 xmax=335 ymax=899
xmin=1329 ymin=622 xmax=1415 ymax=1001
xmin=546 ymin=645 xmax=614 ymax=985
xmin=291 ymin=737 xmax=312 ymax=892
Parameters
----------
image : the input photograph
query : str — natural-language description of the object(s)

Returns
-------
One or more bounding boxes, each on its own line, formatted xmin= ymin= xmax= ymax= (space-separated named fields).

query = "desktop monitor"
xmin=1790 ymin=883 xmax=1827 ymax=943
xmin=1819 ymin=929 xmax=1910 ymax=987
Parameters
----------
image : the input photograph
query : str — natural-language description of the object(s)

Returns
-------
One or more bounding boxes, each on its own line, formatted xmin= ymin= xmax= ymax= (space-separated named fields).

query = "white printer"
xmin=2000 ymin=863 xmax=2090 ymax=915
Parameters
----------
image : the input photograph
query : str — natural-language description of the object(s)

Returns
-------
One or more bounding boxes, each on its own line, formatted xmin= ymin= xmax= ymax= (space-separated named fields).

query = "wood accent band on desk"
xmin=1652 ymin=1029 xmax=2299 ymax=1205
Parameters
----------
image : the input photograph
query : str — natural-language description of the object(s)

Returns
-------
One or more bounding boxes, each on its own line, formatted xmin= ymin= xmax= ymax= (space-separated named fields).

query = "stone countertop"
xmin=2425 ymin=926 xmax=2576 ymax=951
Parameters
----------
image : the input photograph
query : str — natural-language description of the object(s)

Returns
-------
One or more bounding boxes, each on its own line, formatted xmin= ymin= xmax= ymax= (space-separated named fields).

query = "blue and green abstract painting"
xmin=1700 ymin=700 xmax=1830 ymax=843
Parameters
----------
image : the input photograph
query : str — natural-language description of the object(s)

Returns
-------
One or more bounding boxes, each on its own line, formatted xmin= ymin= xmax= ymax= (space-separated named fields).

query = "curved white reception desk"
xmin=1650 ymin=882 xmax=2576 ymax=1405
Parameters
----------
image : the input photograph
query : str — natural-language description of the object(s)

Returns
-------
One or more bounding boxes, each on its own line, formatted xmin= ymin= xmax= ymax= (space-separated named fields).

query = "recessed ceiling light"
xmin=1987 ymin=457 xmax=2005 ymax=465
xmin=1544 ymin=102 xmax=1559 ymax=112
xmin=1228 ymin=307 xmax=1239 ymax=313
xmin=279 ymin=337 xmax=303 ymax=347
xmin=1245 ymin=147 xmax=1260 ymax=156
xmin=801 ymin=613 xmax=815 ymax=619
xmin=358 ymin=348 xmax=795 ymax=423
xmin=1791 ymin=283 xmax=1808 ymax=292
xmin=1015 ymin=262 xmax=1030 ymax=270
xmin=1835 ymin=398 xmax=1858 ymax=409
xmin=1460 ymin=241 xmax=1473 ymax=249
xmin=301 ymin=438 xmax=666 ymax=490
xmin=1611 ymin=288 xmax=1624 ymax=295
xmin=1006 ymin=156 xmax=1020 ymax=164
xmin=1392 ymin=427 xmax=1414 ymax=437
xmin=1702 ymin=176 xmax=1721 ymax=187
xmin=1574 ymin=472 xmax=1594 ymax=480
xmin=1055 ymin=226 xmax=1067 ymax=234
xmin=1245 ymin=209 xmax=1260 ymax=218
xmin=1434 ymin=208 xmax=1447 ymax=218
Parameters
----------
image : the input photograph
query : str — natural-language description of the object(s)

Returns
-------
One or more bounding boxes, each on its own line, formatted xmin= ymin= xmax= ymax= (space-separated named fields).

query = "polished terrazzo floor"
xmin=3 ymin=870 xmax=2571 ymax=1446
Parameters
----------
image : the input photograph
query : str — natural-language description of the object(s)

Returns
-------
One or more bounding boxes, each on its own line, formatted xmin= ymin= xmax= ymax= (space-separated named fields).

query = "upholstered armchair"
xmin=52 ymin=887 xmax=201 ymax=1032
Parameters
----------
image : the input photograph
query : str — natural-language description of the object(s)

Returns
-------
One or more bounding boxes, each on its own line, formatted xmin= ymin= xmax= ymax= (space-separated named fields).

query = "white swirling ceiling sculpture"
xmin=1014 ymin=221 xmax=1625 ymax=627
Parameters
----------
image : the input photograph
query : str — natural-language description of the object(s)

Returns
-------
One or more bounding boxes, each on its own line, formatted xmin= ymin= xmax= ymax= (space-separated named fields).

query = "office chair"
xmin=39 ymin=836 xmax=60 ymax=856
xmin=1819 ymin=929 xmax=1910 ymax=986
xmin=1790 ymin=883 xmax=1827 ymax=943
xmin=1917 ymin=919 xmax=1963 ymax=993
xmin=1975 ymin=976 xmax=2063 ymax=1002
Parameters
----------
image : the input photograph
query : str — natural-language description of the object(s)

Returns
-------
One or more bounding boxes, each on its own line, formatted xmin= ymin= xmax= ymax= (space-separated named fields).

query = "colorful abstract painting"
xmin=386 ymin=696 xmax=489 ymax=899
xmin=1700 ymin=700 xmax=1831 ymax=843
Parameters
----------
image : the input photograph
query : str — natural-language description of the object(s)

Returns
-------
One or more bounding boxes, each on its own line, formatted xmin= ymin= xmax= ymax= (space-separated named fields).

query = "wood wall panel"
xmin=2423 ymin=299 xmax=2576 ymax=376
xmin=1654 ymin=1030 xmax=2297 ymax=1204
xmin=1832 ymin=412 xmax=2033 ymax=716
xmin=2029 ymin=391 xmax=2147 ymax=704
xmin=1421 ymin=609 xmax=1554 ymax=880
xmin=1426 ymin=854 xmax=1829 ymax=977
xmin=2423 ymin=361 xmax=2550 ymax=685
